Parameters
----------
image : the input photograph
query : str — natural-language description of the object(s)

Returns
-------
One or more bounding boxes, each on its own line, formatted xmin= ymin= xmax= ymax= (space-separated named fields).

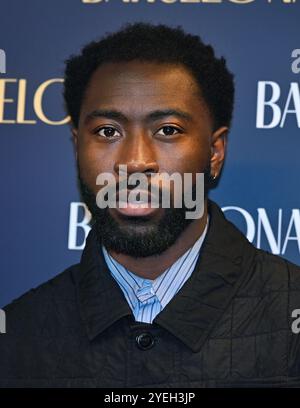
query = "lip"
xmin=113 ymin=190 xmax=159 ymax=217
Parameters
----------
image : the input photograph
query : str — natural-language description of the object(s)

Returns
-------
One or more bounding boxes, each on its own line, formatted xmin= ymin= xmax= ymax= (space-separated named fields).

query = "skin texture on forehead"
xmin=80 ymin=61 xmax=213 ymax=130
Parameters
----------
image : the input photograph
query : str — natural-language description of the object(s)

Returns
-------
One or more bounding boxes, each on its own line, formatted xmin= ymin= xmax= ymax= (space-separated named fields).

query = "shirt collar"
xmin=74 ymin=199 xmax=256 ymax=352
xmin=102 ymin=216 xmax=209 ymax=309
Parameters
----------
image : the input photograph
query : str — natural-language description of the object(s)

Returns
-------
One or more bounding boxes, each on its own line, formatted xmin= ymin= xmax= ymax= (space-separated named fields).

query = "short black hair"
xmin=64 ymin=22 xmax=235 ymax=131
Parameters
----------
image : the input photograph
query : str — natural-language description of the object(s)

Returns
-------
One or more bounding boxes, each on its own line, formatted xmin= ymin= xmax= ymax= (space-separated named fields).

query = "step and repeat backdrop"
xmin=0 ymin=0 xmax=299 ymax=307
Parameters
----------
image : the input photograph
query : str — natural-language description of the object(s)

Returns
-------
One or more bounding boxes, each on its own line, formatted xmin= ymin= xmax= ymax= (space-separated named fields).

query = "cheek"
xmin=157 ymin=143 xmax=210 ymax=202
xmin=77 ymin=143 xmax=116 ymax=191
xmin=159 ymin=141 xmax=210 ymax=175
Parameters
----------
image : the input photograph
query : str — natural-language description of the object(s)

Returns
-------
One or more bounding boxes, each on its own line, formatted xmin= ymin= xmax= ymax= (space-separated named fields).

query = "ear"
xmin=209 ymin=126 xmax=228 ymax=179
xmin=71 ymin=128 xmax=78 ymax=161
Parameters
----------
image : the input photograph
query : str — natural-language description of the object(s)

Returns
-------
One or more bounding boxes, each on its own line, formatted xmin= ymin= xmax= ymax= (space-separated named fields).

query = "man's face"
xmin=73 ymin=61 xmax=227 ymax=257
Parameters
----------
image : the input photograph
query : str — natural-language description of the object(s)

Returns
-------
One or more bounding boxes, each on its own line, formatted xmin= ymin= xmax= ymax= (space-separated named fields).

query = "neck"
xmin=108 ymin=200 xmax=208 ymax=280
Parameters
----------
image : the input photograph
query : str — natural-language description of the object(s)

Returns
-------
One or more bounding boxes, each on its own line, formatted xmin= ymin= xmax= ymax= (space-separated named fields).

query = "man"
xmin=1 ymin=22 xmax=300 ymax=388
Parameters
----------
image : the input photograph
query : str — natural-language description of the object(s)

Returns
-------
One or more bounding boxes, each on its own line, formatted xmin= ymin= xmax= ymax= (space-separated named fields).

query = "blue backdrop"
xmin=0 ymin=0 xmax=299 ymax=307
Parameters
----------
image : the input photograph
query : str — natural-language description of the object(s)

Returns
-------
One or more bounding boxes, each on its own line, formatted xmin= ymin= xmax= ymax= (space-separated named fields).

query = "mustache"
xmin=76 ymin=160 xmax=214 ymax=213
xmin=111 ymin=183 xmax=166 ymax=201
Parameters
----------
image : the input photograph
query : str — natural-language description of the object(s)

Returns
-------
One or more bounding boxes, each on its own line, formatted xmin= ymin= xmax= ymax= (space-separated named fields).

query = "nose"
xmin=122 ymin=160 xmax=159 ymax=176
xmin=114 ymin=131 xmax=159 ymax=176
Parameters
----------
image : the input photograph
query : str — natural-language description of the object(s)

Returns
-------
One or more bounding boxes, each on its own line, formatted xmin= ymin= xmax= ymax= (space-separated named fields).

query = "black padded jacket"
xmin=1 ymin=199 xmax=300 ymax=388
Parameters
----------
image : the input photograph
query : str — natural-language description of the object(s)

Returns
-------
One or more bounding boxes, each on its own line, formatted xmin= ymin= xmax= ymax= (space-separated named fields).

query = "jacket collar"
xmin=75 ymin=199 xmax=256 ymax=352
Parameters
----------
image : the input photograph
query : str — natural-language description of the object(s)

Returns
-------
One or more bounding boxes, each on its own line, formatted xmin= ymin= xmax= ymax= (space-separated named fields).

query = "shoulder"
xmin=235 ymin=242 xmax=300 ymax=299
xmin=0 ymin=264 xmax=85 ymax=383
xmin=252 ymin=247 xmax=300 ymax=289
xmin=2 ymin=263 xmax=81 ymax=335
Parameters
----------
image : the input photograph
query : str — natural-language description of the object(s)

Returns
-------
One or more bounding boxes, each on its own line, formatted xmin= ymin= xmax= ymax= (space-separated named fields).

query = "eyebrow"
xmin=84 ymin=108 xmax=193 ymax=125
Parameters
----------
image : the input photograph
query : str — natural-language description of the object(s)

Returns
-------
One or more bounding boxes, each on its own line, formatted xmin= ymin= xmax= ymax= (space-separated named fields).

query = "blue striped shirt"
xmin=102 ymin=217 xmax=209 ymax=324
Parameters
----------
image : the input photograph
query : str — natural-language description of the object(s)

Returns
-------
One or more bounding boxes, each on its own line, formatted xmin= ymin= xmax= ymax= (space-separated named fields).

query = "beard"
xmin=77 ymin=163 xmax=213 ymax=258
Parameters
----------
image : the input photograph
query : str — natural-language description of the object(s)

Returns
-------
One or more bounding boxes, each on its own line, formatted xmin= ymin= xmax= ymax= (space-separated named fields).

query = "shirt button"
xmin=136 ymin=332 xmax=155 ymax=350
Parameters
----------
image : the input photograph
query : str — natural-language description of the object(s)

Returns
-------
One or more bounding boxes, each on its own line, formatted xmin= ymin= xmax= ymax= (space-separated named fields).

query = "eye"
xmin=94 ymin=126 xmax=121 ymax=139
xmin=156 ymin=126 xmax=182 ymax=137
